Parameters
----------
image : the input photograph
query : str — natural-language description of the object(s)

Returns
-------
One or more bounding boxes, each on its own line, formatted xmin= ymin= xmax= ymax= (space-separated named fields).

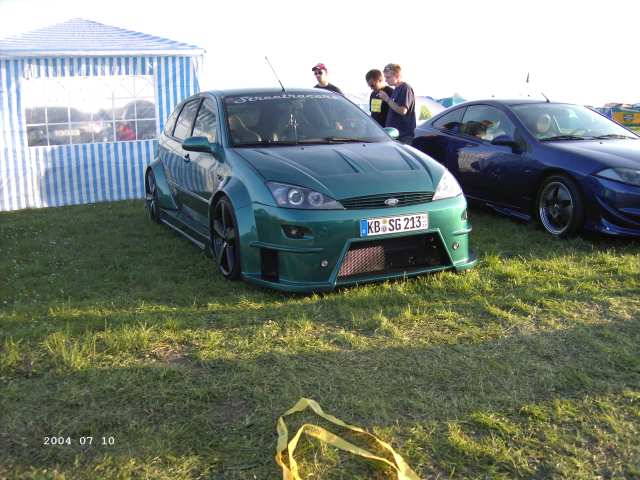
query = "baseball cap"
xmin=311 ymin=63 xmax=327 ymax=72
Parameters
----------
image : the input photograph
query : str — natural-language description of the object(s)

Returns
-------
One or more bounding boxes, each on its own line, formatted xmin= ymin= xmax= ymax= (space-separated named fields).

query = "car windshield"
xmin=223 ymin=92 xmax=388 ymax=146
xmin=511 ymin=103 xmax=638 ymax=141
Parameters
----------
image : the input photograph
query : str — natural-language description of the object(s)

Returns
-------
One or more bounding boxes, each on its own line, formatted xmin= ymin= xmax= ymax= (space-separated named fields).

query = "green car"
xmin=145 ymin=89 xmax=477 ymax=292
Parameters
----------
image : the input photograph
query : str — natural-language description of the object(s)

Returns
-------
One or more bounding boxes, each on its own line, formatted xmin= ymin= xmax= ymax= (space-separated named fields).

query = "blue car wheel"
xmin=536 ymin=174 xmax=584 ymax=238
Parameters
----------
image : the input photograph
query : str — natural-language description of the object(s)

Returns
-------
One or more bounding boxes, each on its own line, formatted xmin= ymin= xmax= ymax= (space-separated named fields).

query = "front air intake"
xmin=338 ymin=233 xmax=449 ymax=279
xmin=260 ymin=249 xmax=279 ymax=282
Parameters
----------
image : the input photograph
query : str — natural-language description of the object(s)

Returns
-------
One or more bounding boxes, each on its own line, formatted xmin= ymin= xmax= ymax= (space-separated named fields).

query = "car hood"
xmin=549 ymin=139 xmax=640 ymax=171
xmin=234 ymin=142 xmax=442 ymax=198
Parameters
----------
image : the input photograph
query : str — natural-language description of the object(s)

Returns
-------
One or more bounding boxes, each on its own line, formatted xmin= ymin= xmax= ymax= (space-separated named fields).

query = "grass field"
xmin=1 ymin=200 xmax=639 ymax=479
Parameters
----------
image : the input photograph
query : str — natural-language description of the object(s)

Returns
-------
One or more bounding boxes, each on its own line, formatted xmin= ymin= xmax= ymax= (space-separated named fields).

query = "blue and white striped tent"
xmin=0 ymin=18 xmax=204 ymax=211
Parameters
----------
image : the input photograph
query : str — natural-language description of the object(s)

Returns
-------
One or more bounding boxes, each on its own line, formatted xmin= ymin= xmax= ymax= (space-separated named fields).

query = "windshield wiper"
xmin=593 ymin=134 xmax=637 ymax=140
xmin=541 ymin=135 xmax=592 ymax=141
xmin=234 ymin=141 xmax=300 ymax=147
xmin=318 ymin=136 xmax=373 ymax=143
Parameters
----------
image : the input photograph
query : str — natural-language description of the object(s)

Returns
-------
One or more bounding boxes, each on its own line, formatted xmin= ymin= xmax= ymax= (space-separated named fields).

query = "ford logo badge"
xmin=384 ymin=198 xmax=399 ymax=207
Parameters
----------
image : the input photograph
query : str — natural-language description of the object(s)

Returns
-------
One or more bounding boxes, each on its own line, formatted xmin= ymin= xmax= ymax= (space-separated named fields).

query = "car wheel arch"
xmin=145 ymin=162 xmax=177 ymax=211
xmin=532 ymin=168 xmax=584 ymax=210
xmin=208 ymin=190 xmax=236 ymax=238
xmin=207 ymin=186 xmax=252 ymax=247
xmin=209 ymin=194 xmax=242 ymax=280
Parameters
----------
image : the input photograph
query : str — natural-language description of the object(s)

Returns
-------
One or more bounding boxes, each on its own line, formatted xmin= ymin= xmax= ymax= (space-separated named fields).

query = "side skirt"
xmin=159 ymin=209 xmax=211 ymax=251
xmin=466 ymin=195 xmax=532 ymax=222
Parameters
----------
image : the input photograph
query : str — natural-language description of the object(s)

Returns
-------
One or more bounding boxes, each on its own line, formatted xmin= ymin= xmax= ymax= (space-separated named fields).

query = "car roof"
xmin=202 ymin=87 xmax=339 ymax=97
xmin=450 ymin=99 xmax=576 ymax=108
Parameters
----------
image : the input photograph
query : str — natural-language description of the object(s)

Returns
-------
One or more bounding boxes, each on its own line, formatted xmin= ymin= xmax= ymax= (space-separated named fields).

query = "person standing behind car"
xmin=377 ymin=63 xmax=416 ymax=143
xmin=366 ymin=69 xmax=394 ymax=128
xmin=311 ymin=63 xmax=343 ymax=94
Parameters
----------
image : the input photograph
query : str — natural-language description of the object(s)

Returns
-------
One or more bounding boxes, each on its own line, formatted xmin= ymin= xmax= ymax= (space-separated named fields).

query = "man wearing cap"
xmin=377 ymin=63 xmax=416 ymax=144
xmin=311 ymin=63 xmax=343 ymax=95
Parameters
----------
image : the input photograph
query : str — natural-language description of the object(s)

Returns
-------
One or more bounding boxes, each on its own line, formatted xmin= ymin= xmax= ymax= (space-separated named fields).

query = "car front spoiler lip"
xmin=242 ymin=250 xmax=478 ymax=293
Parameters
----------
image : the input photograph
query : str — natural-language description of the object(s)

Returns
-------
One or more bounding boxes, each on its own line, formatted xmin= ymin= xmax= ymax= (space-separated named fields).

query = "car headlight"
xmin=596 ymin=168 xmax=640 ymax=187
xmin=432 ymin=169 xmax=463 ymax=201
xmin=266 ymin=182 xmax=344 ymax=209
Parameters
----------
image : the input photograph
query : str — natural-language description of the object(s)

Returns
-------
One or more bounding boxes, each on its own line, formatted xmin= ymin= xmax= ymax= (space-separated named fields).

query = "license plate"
xmin=359 ymin=213 xmax=428 ymax=237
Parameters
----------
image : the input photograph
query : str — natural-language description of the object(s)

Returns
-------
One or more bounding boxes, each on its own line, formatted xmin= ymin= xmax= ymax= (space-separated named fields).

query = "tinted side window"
xmin=173 ymin=99 xmax=202 ymax=141
xmin=163 ymin=104 xmax=182 ymax=136
xmin=460 ymin=105 xmax=515 ymax=141
xmin=192 ymin=98 xmax=218 ymax=143
xmin=433 ymin=108 xmax=464 ymax=132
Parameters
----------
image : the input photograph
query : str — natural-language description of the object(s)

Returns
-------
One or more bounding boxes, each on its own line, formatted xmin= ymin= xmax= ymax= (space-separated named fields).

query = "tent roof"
xmin=0 ymin=18 xmax=204 ymax=58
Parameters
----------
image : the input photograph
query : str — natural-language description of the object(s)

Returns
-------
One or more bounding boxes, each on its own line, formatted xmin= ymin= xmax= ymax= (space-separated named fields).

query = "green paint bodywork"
xmin=146 ymin=89 xmax=477 ymax=292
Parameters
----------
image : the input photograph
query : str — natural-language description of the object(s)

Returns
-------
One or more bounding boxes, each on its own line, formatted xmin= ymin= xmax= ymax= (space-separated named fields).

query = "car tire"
xmin=145 ymin=170 xmax=161 ymax=224
xmin=211 ymin=196 xmax=241 ymax=280
xmin=535 ymin=174 xmax=584 ymax=238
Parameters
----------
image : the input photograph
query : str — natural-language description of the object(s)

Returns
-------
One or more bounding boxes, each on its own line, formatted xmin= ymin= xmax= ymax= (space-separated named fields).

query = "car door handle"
xmin=183 ymin=153 xmax=190 ymax=163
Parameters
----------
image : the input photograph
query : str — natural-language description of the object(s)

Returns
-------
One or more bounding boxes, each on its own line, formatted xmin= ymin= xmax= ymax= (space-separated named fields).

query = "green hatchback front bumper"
xmin=237 ymin=194 xmax=477 ymax=293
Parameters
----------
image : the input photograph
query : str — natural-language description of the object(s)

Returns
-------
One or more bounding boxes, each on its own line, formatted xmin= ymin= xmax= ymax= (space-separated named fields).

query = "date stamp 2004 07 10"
xmin=43 ymin=436 xmax=115 ymax=446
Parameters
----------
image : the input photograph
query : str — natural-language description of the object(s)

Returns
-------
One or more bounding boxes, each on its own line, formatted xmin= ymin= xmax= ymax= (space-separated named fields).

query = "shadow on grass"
xmin=2 ymin=319 xmax=639 ymax=478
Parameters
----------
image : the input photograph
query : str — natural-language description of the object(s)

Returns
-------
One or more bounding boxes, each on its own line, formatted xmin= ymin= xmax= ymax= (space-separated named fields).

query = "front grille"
xmin=340 ymin=192 xmax=434 ymax=209
xmin=338 ymin=233 xmax=450 ymax=279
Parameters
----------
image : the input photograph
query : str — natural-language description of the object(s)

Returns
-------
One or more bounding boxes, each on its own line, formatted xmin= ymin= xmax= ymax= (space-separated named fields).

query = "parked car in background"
xmin=412 ymin=100 xmax=640 ymax=238
xmin=145 ymin=89 xmax=477 ymax=292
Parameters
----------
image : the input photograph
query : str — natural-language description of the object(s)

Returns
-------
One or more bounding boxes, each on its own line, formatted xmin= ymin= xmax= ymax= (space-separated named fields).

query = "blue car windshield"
xmin=512 ymin=103 xmax=638 ymax=141
xmin=223 ymin=93 xmax=389 ymax=146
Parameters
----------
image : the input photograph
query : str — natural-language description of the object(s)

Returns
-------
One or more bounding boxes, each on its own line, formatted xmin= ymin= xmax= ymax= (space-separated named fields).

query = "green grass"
xmin=1 ymin=200 xmax=639 ymax=479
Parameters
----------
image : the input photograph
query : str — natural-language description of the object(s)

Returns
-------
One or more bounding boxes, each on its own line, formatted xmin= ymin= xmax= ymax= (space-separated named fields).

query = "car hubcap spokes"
xmin=540 ymin=182 xmax=573 ymax=234
xmin=213 ymin=202 xmax=235 ymax=276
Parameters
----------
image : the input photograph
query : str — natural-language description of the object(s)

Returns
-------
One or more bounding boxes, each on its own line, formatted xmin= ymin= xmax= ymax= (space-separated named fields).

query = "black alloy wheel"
xmin=536 ymin=174 xmax=584 ymax=238
xmin=211 ymin=197 xmax=241 ymax=279
xmin=145 ymin=171 xmax=160 ymax=224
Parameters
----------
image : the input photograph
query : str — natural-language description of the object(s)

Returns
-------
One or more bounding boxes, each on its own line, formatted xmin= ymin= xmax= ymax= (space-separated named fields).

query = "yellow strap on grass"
xmin=275 ymin=397 xmax=421 ymax=480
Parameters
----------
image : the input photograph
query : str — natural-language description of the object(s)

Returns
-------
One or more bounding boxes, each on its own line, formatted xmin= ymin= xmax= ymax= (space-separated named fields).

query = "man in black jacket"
xmin=312 ymin=63 xmax=343 ymax=94
xmin=365 ymin=69 xmax=394 ymax=128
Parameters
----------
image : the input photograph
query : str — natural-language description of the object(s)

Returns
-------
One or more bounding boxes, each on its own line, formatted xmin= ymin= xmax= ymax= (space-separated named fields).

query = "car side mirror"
xmin=182 ymin=137 xmax=222 ymax=157
xmin=491 ymin=135 xmax=522 ymax=153
xmin=384 ymin=127 xmax=400 ymax=140
xmin=182 ymin=136 xmax=221 ymax=156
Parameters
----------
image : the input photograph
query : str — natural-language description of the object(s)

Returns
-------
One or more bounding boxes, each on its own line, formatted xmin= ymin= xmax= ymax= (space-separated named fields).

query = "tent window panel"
xmin=26 ymin=107 xmax=46 ymax=124
xmin=136 ymin=120 xmax=157 ymax=140
xmin=116 ymin=121 xmax=136 ymax=141
xmin=95 ymin=122 xmax=115 ymax=143
xmin=48 ymin=124 xmax=71 ymax=145
xmin=23 ymin=73 xmax=158 ymax=146
xmin=47 ymin=106 xmax=70 ymax=124
xmin=27 ymin=125 xmax=48 ymax=146
xmin=70 ymin=108 xmax=91 ymax=122
xmin=70 ymin=123 xmax=95 ymax=144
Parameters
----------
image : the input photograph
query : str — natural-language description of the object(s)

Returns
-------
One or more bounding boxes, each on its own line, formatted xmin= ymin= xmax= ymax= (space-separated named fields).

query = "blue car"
xmin=412 ymin=100 xmax=640 ymax=238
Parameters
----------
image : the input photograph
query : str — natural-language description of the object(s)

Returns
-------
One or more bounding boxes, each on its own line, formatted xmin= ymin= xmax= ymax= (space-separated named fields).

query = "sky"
xmin=1 ymin=0 xmax=638 ymax=106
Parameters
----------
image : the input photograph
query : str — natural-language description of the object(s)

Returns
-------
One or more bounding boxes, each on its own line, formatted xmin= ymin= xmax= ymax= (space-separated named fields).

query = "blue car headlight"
xmin=432 ymin=169 xmax=463 ymax=201
xmin=596 ymin=168 xmax=640 ymax=187
xmin=267 ymin=182 xmax=344 ymax=209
